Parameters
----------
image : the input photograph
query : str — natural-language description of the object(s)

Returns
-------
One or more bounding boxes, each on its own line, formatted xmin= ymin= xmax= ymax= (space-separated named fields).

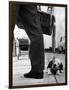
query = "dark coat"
xmin=13 ymin=3 xmax=55 ymax=35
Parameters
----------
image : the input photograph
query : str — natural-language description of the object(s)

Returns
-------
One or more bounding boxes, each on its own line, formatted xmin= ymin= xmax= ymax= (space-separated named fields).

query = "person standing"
xmin=18 ymin=5 xmax=45 ymax=79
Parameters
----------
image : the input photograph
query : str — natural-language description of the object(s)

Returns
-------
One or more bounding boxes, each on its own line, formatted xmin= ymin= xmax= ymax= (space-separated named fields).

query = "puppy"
xmin=47 ymin=56 xmax=63 ymax=75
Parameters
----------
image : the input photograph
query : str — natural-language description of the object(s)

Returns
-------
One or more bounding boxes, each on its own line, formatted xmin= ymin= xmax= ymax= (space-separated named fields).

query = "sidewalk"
xmin=13 ymin=51 xmax=65 ymax=86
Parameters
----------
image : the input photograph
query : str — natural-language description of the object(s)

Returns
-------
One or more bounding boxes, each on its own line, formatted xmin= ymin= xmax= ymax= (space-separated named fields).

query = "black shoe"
xmin=24 ymin=71 xmax=43 ymax=79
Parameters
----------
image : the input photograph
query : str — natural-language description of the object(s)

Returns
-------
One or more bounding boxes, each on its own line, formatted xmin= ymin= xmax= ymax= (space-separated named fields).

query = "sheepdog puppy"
xmin=47 ymin=56 xmax=63 ymax=75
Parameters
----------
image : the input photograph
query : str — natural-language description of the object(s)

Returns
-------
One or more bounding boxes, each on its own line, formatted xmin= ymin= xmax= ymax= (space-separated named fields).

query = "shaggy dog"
xmin=47 ymin=56 xmax=63 ymax=75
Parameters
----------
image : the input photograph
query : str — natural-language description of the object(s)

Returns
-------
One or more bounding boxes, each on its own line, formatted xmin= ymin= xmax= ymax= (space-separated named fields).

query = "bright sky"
xmin=14 ymin=6 xmax=65 ymax=48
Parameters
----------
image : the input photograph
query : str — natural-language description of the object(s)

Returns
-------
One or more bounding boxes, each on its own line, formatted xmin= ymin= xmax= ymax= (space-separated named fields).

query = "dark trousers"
xmin=18 ymin=5 xmax=44 ymax=73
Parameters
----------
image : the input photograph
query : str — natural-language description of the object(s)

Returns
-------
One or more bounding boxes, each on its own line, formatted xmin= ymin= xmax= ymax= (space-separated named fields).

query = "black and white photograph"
xmin=9 ymin=1 xmax=67 ymax=88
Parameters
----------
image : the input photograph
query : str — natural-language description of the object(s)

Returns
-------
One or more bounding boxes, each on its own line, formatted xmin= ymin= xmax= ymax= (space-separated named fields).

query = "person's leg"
xmin=19 ymin=5 xmax=44 ymax=78
xmin=29 ymin=36 xmax=44 ymax=73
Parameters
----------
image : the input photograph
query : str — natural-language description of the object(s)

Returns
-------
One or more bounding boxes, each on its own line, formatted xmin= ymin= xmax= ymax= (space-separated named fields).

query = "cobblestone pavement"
xmin=13 ymin=51 xmax=65 ymax=86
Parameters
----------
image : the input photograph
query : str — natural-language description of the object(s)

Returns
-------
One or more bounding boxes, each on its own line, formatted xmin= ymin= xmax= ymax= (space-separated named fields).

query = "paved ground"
xmin=13 ymin=51 xmax=65 ymax=86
